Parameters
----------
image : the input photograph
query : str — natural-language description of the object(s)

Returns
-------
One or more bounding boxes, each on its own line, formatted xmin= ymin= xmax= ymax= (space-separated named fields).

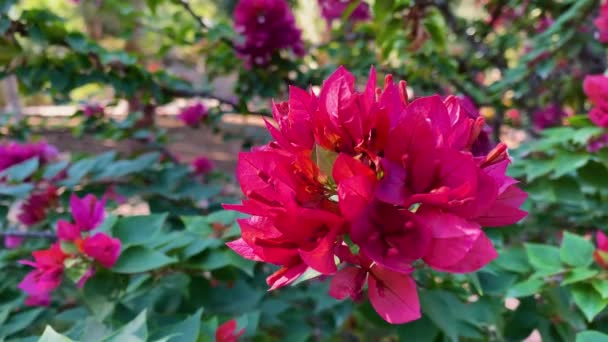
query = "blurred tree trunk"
xmin=3 ymin=75 xmax=22 ymax=117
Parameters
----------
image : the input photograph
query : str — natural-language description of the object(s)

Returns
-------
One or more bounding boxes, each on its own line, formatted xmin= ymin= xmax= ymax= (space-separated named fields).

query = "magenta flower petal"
xmin=266 ymin=262 xmax=308 ymax=290
xmin=226 ymin=238 xmax=264 ymax=261
xmin=329 ymin=266 xmax=367 ymax=300
xmin=82 ymin=233 xmax=121 ymax=268
xmin=56 ymin=220 xmax=81 ymax=241
xmin=337 ymin=175 xmax=375 ymax=221
xmin=298 ymin=229 xmax=338 ymax=274
xmin=368 ymin=265 xmax=420 ymax=324
xmin=438 ymin=232 xmax=498 ymax=273
xmin=70 ymin=194 xmax=105 ymax=231
xmin=419 ymin=210 xmax=486 ymax=272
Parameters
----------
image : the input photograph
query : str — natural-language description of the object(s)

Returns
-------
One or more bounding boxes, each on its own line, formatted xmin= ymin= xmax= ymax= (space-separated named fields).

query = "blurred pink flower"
xmin=178 ymin=102 xmax=208 ymax=127
xmin=18 ymin=243 xmax=67 ymax=306
xmin=583 ymin=74 xmax=608 ymax=127
xmin=192 ymin=156 xmax=215 ymax=175
xmin=4 ymin=235 xmax=24 ymax=248
xmin=233 ymin=0 xmax=304 ymax=67
xmin=17 ymin=186 xmax=59 ymax=227
xmin=317 ymin=0 xmax=370 ymax=24
xmin=588 ymin=134 xmax=608 ymax=153
xmin=216 ymin=319 xmax=245 ymax=342
xmin=0 ymin=141 xmax=58 ymax=172
xmin=594 ymin=230 xmax=608 ymax=269
xmin=532 ymin=105 xmax=566 ymax=130
xmin=594 ymin=1 xmax=608 ymax=43
xmin=82 ymin=103 xmax=105 ymax=118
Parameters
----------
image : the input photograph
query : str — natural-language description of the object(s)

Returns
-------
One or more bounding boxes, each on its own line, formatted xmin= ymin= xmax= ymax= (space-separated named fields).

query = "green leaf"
xmin=43 ymin=160 xmax=69 ymax=180
xmin=150 ymin=309 xmax=202 ymax=342
xmin=0 ymin=157 xmax=39 ymax=182
xmin=0 ymin=183 xmax=34 ymax=197
xmin=396 ymin=316 xmax=439 ymax=342
xmin=2 ymin=308 xmax=45 ymax=336
xmin=525 ymin=243 xmax=562 ymax=271
xmin=111 ymin=246 xmax=176 ymax=273
xmin=576 ymin=330 xmax=608 ymax=342
xmin=113 ymin=214 xmax=167 ymax=246
xmin=552 ymin=153 xmax=589 ymax=178
xmin=494 ymin=248 xmax=531 ymax=273
xmin=192 ymin=249 xmax=255 ymax=276
xmin=562 ymin=268 xmax=598 ymax=285
xmin=592 ymin=279 xmax=608 ymax=299
xmin=94 ymin=153 xmax=159 ymax=180
xmin=38 ymin=325 xmax=73 ymax=342
xmin=552 ymin=176 xmax=585 ymax=205
xmin=102 ymin=310 xmax=147 ymax=342
xmin=506 ymin=279 xmax=545 ymax=298
xmin=571 ymin=285 xmax=608 ymax=322
xmin=560 ymin=232 xmax=595 ymax=267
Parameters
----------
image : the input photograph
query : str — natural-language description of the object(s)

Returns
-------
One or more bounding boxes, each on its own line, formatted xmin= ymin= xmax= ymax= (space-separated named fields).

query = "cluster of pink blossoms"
xmin=192 ymin=156 xmax=215 ymax=175
xmin=532 ymin=104 xmax=567 ymax=131
xmin=583 ymin=74 xmax=608 ymax=152
xmin=216 ymin=319 xmax=245 ymax=342
xmin=1 ymin=141 xmax=60 ymax=248
xmin=226 ymin=66 xmax=527 ymax=323
xmin=178 ymin=102 xmax=208 ymax=127
xmin=595 ymin=231 xmax=608 ymax=269
xmin=81 ymin=103 xmax=105 ymax=118
xmin=583 ymin=75 xmax=608 ymax=127
xmin=233 ymin=0 xmax=304 ymax=67
xmin=0 ymin=141 xmax=58 ymax=172
xmin=19 ymin=194 xmax=121 ymax=306
xmin=317 ymin=0 xmax=370 ymax=25
xmin=594 ymin=1 xmax=608 ymax=43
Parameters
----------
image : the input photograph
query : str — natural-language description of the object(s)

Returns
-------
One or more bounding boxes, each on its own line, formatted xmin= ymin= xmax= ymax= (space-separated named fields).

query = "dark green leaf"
xmin=112 ymin=246 xmax=176 ymax=273
xmin=560 ymin=232 xmax=594 ymax=267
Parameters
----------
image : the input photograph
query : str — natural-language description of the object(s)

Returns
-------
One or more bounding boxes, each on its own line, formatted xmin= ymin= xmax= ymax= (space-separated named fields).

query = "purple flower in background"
xmin=233 ymin=0 xmax=305 ymax=67
xmin=588 ymin=134 xmax=608 ymax=153
xmin=594 ymin=1 xmax=608 ymax=43
xmin=192 ymin=156 xmax=215 ymax=175
xmin=0 ymin=141 xmax=58 ymax=172
xmin=17 ymin=186 xmax=59 ymax=227
xmin=532 ymin=105 xmax=566 ymax=130
xmin=458 ymin=96 xmax=494 ymax=156
xmin=318 ymin=0 xmax=370 ymax=24
xmin=4 ymin=235 xmax=24 ymax=249
xmin=178 ymin=102 xmax=208 ymax=127
xmin=82 ymin=103 xmax=105 ymax=118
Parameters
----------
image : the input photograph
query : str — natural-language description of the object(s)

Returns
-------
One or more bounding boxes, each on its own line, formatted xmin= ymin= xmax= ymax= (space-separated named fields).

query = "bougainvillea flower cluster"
xmin=216 ymin=319 xmax=245 ymax=342
xmin=0 ymin=141 xmax=58 ymax=172
xmin=19 ymin=194 xmax=121 ymax=306
xmin=532 ymin=104 xmax=567 ymax=130
xmin=81 ymin=103 xmax=105 ymax=118
xmin=594 ymin=230 xmax=608 ymax=269
xmin=594 ymin=1 xmax=608 ymax=43
xmin=583 ymin=74 xmax=608 ymax=127
xmin=233 ymin=0 xmax=304 ymax=67
xmin=17 ymin=185 xmax=59 ymax=227
xmin=192 ymin=156 xmax=215 ymax=175
xmin=317 ymin=0 xmax=370 ymax=25
xmin=178 ymin=102 xmax=208 ymax=127
xmin=226 ymin=66 xmax=527 ymax=323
